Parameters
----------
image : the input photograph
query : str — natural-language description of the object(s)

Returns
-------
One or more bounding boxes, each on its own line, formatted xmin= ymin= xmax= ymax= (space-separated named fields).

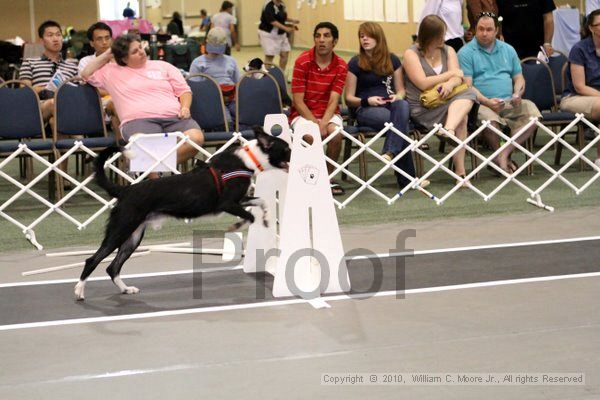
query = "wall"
xmin=287 ymin=0 xmax=579 ymax=55
xmin=34 ymin=0 xmax=98 ymax=32
xmin=0 ymin=0 xmax=32 ymax=41
xmin=238 ymin=0 xmax=261 ymax=46
xmin=0 ymin=0 xmax=583 ymax=46
xmin=287 ymin=0 xmax=421 ymax=55
xmin=0 ymin=0 xmax=97 ymax=42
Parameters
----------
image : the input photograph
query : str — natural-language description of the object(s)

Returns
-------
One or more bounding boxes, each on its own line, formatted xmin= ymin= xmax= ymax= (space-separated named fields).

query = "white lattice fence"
xmin=1 ymin=115 xmax=599 ymax=249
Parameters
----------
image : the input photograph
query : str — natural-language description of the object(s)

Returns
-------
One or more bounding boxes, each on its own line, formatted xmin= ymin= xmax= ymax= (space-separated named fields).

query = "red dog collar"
xmin=243 ymin=145 xmax=264 ymax=172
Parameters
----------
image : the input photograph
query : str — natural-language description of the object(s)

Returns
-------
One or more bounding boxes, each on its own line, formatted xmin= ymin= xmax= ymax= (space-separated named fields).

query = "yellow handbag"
xmin=420 ymin=82 xmax=470 ymax=109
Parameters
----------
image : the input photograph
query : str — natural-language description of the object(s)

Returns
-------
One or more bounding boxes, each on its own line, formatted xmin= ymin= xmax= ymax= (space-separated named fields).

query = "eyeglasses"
xmin=477 ymin=11 xmax=497 ymax=19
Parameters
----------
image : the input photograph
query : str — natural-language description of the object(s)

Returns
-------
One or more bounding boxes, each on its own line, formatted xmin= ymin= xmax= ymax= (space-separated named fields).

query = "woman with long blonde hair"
xmin=345 ymin=22 xmax=427 ymax=189
xmin=403 ymin=15 xmax=476 ymax=184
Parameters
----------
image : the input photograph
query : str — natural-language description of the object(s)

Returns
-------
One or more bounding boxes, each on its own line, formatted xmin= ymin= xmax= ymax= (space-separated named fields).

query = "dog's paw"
xmin=122 ymin=286 xmax=140 ymax=295
xmin=74 ymin=281 xmax=85 ymax=301
xmin=228 ymin=220 xmax=250 ymax=232
xmin=122 ymin=149 xmax=136 ymax=159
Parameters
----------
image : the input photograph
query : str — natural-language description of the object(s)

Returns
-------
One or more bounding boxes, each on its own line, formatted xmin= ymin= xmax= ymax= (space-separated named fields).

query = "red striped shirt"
xmin=289 ymin=47 xmax=348 ymax=121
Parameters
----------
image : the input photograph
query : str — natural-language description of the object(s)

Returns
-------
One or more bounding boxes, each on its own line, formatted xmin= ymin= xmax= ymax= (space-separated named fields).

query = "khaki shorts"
xmin=478 ymin=99 xmax=542 ymax=132
xmin=258 ymin=30 xmax=291 ymax=56
xmin=560 ymin=95 xmax=600 ymax=119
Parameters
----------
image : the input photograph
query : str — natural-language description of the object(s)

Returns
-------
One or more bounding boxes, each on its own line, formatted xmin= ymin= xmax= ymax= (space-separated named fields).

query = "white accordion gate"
xmin=1 ymin=114 xmax=599 ymax=249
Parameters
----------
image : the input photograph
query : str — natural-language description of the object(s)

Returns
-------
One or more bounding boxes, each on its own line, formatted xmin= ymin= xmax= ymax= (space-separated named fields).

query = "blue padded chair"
xmin=0 ymin=80 xmax=56 ymax=198
xmin=548 ymin=51 xmax=568 ymax=101
xmin=187 ymin=73 xmax=255 ymax=145
xmin=188 ymin=73 xmax=230 ymax=133
xmin=265 ymin=64 xmax=291 ymax=107
xmin=53 ymin=77 xmax=116 ymax=197
xmin=236 ymin=71 xmax=282 ymax=131
xmin=521 ymin=57 xmax=584 ymax=171
xmin=53 ymin=78 xmax=116 ymax=149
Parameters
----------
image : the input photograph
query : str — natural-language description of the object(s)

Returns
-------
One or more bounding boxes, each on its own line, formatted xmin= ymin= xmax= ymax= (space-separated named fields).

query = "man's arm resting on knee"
xmin=464 ymin=76 xmax=502 ymax=113
xmin=320 ymin=91 xmax=341 ymax=132
xmin=511 ymin=74 xmax=525 ymax=106
xmin=19 ymin=79 xmax=44 ymax=94
xmin=292 ymin=92 xmax=318 ymax=123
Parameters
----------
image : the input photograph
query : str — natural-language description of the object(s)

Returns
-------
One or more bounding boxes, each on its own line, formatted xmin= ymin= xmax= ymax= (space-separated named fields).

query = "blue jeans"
xmin=225 ymin=101 xmax=236 ymax=127
xmin=356 ymin=100 xmax=415 ymax=187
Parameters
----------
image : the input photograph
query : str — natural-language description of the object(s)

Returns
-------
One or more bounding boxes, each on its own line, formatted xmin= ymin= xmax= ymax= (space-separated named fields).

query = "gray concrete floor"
xmin=1 ymin=206 xmax=599 ymax=399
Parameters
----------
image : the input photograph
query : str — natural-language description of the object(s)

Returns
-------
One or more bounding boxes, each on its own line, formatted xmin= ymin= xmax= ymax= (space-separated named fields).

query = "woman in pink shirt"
xmin=81 ymin=33 xmax=204 ymax=164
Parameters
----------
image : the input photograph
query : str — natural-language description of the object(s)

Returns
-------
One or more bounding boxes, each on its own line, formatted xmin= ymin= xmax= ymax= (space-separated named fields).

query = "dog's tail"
xmin=94 ymin=146 xmax=124 ymax=198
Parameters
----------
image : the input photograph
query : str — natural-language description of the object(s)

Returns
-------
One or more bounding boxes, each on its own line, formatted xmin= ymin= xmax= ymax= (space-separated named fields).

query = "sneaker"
xmin=402 ymin=179 xmax=430 ymax=190
xmin=382 ymin=152 xmax=393 ymax=162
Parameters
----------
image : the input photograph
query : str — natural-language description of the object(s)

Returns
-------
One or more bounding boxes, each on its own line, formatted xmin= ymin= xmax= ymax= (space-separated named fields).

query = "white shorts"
xmin=258 ymin=29 xmax=291 ymax=56
xmin=290 ymin=114 xmax=344 ymax=132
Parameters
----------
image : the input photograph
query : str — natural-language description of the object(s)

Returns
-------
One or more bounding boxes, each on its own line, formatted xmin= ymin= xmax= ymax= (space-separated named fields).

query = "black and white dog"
xmin=74 ymin=127 xmax=290 ymax=300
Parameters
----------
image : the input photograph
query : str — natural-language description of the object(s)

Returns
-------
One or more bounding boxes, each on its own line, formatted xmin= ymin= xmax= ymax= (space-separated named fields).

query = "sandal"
xmin=435 ymin=128 xmax=455 ymax=138
xmin=486 ymin=160 xmax=510 ymax=177
xmin=62 ymin=180 xmax=73 ymax=191
xmin=456 ymin=174 xmax=471 ymax=188
xmin=330 ymin=181 xmax=345 ymax=196
xmin=416 ymin=179 xmax=430 ymax=189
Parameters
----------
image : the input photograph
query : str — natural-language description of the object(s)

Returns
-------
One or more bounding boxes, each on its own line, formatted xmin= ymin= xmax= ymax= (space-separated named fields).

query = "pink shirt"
xmin=101 ymin=19 xmax=155 ymax=38
xmin=86 ymin=60 xmax=191 ymax=126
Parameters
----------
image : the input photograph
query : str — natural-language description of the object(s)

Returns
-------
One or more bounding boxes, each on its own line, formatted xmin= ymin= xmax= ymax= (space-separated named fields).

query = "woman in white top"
xmin=211 ymin=1 xmax=239 ymax=53
xmin=418 ymin=0 xmax=466 ymax=51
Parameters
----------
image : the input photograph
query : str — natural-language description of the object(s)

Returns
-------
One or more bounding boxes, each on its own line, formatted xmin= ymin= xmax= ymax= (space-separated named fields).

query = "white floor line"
xmin=3 ymin=235 xmax=600 ymax=289
xmin=356 ymin=235 xmax=600 ymax=261
xmin=0 ymin=266 xmax=242 ymax=288
xmin=1 ymin=270 xmax=600 ymax=332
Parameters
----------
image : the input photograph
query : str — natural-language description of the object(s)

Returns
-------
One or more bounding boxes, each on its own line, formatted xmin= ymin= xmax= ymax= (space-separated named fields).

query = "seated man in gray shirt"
xmin=189 ymin=27 xmax=241 ymax=127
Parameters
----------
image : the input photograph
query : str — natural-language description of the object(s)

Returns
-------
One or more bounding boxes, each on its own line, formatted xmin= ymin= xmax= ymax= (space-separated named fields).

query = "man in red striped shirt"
xmin=290 ymin=22 xmax=348 ymax=195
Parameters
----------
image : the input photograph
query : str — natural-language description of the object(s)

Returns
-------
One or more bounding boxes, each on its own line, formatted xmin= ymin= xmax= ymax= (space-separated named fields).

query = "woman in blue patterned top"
xmin=345 ymin=22 xmax=428 ymax=189
xmin=560 ymin=9 xmax=600 ymax=167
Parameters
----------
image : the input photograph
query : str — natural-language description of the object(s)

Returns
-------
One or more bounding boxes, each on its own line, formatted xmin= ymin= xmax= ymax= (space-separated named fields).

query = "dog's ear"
xmin=253 ymin=126 xmax=273 ymax=149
